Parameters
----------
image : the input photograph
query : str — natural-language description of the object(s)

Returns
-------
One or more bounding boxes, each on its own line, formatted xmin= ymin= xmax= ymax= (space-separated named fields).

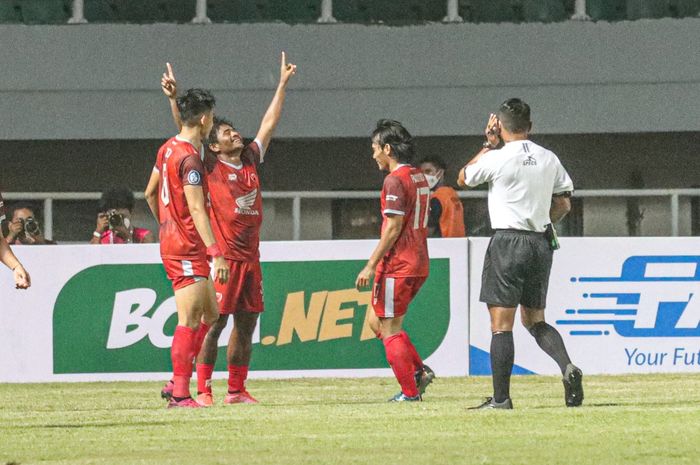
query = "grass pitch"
xmin=1 ymin=374 xmax=699 ymax=465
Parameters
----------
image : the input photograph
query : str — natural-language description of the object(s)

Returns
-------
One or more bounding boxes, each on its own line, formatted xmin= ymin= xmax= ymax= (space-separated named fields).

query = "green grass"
xmin=1 ymin=374 xmax=699 ymax=465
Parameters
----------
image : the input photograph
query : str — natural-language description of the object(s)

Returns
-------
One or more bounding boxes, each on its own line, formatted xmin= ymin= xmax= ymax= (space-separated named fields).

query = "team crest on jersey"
xmin=216 ymin=292 xmax=223 ymax=302
xmin=187 ymin=170 xmax=202 ymax=185
xmin=228 ymin=173 xmax=237 ymax=181
xmin=249 ymin=173 xmax=258 ymax=184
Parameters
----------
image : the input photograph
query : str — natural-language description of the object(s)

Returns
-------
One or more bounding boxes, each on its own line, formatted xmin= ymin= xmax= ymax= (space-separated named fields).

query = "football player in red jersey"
xmin=0 ymin=191 xmax=31 ymax=289
xmin=144 ymin=88 xmax=229 ymax=408
xmin=355 ymin=120 xmax=435 ymax=402
xmin=160 ymin=53 xmax=296 ymax=405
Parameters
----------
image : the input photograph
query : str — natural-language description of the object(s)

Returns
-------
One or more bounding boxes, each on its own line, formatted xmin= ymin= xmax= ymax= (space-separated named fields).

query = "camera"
xmin=107 ymin=210 xmax=125 ymax=229
xmin=19 ymin=217 xmax=41 ymax=236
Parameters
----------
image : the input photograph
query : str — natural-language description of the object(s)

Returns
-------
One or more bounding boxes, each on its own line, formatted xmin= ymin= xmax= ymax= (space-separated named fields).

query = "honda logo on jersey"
xmin=235 ymin=189 xmax=260 ymax=215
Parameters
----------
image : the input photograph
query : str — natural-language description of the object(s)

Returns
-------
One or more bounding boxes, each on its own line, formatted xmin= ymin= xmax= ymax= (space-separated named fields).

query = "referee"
xmin=457 ymin=98 xmax=583 ymax=409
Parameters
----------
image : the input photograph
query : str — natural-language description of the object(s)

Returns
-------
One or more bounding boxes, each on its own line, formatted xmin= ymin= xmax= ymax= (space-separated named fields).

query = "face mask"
xmin=425 ymin=174 xmax=440 ymax=189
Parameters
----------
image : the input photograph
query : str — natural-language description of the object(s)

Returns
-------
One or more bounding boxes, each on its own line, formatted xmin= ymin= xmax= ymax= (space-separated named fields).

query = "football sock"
xmin=196 ymin=363 xmax=214 ymax=394
xmin=490 ymin=331 xmax=514 ymax=404
xmin=228 ymin=365 xmax=249 ymax=393
xmin=383 ymin=333 xmax=419 ymax=397
xmin=528 ymin=322 xmax=572 ymax=375
xmin=399 ymin=331 xmax=423 ymax=371
xmin=192 ymin=322 xmax=211 ymax=360
xmin=172 ymin=325 xmax=195 ymax=399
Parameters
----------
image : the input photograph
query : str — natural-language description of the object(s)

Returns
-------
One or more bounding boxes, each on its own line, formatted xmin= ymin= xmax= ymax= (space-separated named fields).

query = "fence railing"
xmin=67 ymin=0 xmax=593 ymax=24
xmin=4 ymin=188 xmax=699 ymax=240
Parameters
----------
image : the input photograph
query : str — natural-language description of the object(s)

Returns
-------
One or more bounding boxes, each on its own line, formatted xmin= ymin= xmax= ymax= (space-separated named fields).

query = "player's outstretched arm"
xmin=255 ymin=51 xmax=297 ymax=151
xmin=355 ymin=215 xmax=403 ymax=290
xmin=144 ymin=169 xmax=160 ymax=221
xmin=161 ymin=62 xmax=182 ymax=131
xmin=183 ymin=185 xmax=229 ymax=284
xmin=0 ymin=229 xmax=30 ymax=289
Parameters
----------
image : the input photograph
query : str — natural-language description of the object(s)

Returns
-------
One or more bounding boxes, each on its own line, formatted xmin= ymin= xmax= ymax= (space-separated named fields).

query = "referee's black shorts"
xmin=479 ymin=229 xmax=553 ymax=309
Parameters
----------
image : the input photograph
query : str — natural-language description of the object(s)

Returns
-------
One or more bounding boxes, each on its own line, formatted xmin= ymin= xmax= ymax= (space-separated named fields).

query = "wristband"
xmin=93 ymin=231 xmax=102 ymax=238
xmin=206 ymin=243 xmax=223 ymax=258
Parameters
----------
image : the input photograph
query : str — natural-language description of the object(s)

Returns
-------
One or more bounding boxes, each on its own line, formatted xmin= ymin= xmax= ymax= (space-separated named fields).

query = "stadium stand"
xmin=0 ymin=1 xmax=22 ymax=23
xmin=19 ymin=0 xmax=70 ymax=24
xmin=0 ymin=0 xmax=698 ymax=25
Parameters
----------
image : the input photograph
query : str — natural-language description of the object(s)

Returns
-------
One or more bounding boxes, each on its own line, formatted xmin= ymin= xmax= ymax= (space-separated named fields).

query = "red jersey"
xmin=154 ymin=136 xmax=208 ymax=260
xmin=376 ymin=165 xmax=430 ymax=277
xmin=207 ymin=141 xmax=263 ymax=262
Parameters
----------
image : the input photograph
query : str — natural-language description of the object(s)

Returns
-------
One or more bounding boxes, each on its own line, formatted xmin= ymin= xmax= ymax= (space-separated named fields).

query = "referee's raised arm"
xmin=457 ymin=113 xmax=502 ymax=188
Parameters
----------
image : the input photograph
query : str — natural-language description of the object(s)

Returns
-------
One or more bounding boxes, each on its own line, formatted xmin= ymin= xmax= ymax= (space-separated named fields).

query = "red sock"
xmin=228 ymin=365 xmax=249 ymax=393
xmin=171 ymin=325 xmax=195 ymax=398
xmin=191 ymin=322 xmax=211 ymax=360
xmin=196 ymin=363 xmax=214 ymax=394
xmin=399 ymin=331 xmax=423 ymax=371
xmin=383 ymin=333 xmax=419 ymax=397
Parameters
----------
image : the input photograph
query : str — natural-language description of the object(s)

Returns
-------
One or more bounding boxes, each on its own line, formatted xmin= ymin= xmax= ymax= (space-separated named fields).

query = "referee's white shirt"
xmin=464 ymin=140 xmax=574 ymax=233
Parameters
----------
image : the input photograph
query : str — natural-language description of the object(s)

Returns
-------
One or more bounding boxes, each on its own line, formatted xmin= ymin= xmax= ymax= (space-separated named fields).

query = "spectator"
xmin=91 ymin=188 xmax=155 ymax=244
xmin=4 ymin=203 xmax=56 ymax=245
xmin=419 ymin=156 xmax=466 ymax=237
xmin=0 ymin=191 xmax=30 ymax=289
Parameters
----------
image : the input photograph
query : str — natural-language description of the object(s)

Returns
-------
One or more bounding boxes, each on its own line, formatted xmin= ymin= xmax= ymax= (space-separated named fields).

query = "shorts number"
xmin=414 ymin=187 xmax=431 ymax=229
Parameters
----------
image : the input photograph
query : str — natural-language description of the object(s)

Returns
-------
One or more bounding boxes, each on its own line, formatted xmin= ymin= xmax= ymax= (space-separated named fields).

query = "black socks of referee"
xmin=490 ymin=331 xmax=514 ymax=403
xmin=528 ymin=321 xmax=571 ymax=375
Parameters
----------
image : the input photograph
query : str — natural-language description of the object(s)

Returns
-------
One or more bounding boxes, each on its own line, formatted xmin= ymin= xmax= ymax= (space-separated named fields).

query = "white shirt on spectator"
xmin=464 ymin=140 xmax=573 ymax=232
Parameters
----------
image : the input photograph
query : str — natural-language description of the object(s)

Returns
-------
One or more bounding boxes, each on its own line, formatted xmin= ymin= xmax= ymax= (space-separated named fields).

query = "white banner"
xmin=0 ymin=239 xmax=468 ymax=382
xmin=469 ymin=238 xmax=700 ymax=375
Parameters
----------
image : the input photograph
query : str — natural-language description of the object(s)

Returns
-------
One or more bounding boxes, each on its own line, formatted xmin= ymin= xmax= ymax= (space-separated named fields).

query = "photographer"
xmin=4 ymin=204 xmax=55 ymax=245
xmin=90 ymin=188 xmax=155 ymax=244
xmin=0 ymin=192 xmax=30 ymax=289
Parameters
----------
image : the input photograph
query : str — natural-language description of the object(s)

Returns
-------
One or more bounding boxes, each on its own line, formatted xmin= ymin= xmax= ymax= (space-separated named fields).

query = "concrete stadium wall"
xmin=0 ymin=18 xmax=699 ymax=140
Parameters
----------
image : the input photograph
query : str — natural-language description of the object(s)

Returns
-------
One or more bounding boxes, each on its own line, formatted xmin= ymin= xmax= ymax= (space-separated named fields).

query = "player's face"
xmin=371 ymin=140 xmax=391 ymax=171
xmin=216 ymin=124 xmax=244 ymax=154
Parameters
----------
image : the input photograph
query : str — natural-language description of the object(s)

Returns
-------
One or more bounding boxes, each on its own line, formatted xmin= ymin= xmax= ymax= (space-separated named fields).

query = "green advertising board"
xmin=53 ymin=259 xmax=450 ymax=373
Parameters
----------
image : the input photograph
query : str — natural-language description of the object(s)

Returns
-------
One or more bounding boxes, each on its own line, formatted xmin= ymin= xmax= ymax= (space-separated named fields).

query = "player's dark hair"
xmin=497 ymin=98 xmax=531 ymax=134
xmin=99 ymin=187 xmax=135 ymax=213
xmin=372 ymin=119 xmax=415 ymax=164
xmin=176 ymin=88 xmax=216 ymax=126
xmin=419 ymin=155 xmax=447 ymax=171
xmin=207 ymin=116 xmax=236 ymax=147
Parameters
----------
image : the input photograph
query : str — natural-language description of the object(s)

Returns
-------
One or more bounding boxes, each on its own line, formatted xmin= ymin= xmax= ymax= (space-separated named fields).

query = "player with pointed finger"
xmin=161 ymin=53 xmax=297 ymax=406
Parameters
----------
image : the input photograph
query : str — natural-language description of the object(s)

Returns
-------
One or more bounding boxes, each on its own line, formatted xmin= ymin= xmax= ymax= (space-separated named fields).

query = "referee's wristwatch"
xmin=482 ymin=141 xmax=496 ymax=149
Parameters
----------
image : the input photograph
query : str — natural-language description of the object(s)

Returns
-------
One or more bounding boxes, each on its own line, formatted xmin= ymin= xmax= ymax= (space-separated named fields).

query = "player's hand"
xmin=13 ymin=264 xmax=31 ymax=289
xmin=161 ymin=62 xmax=177 ymax=99
xmin=485 ymin=113 xmax=501 ymax=148
xmin=280 ymin=51 xmax=297 ymax=86
xmin=96 ymin=213 xmax=109 ymax=233
xmin=355 ymin=266 xmax=374 ymax=290
xmin=212 ymin=256 xmax=229 ymax=284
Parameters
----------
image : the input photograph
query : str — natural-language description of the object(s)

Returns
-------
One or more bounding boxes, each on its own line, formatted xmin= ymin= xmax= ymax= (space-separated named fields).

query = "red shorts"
xmin=214 ymin=260 xmax=264 ymax=314
xmin=372 ymin=275 xmax=426 ymax=318
xmin=162 ymin=258 xmax=210 ymax=291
